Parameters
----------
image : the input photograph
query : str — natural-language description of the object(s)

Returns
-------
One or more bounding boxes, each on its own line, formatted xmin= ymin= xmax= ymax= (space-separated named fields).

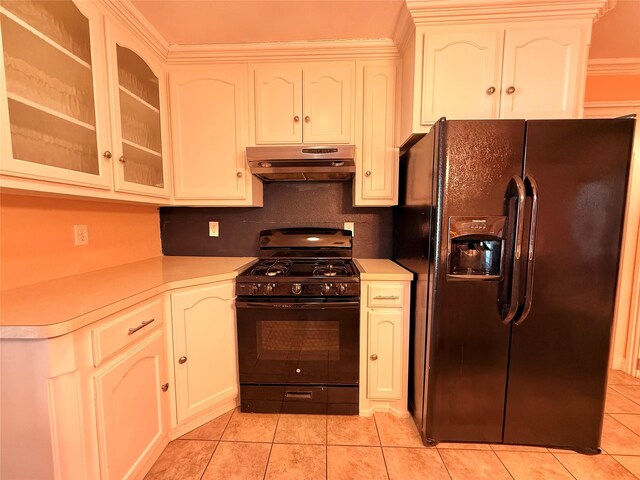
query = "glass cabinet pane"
xmin=116 ymin=44 xmax=164 ymax=189
xmin=0 ymin=0 xmax=100 ymax=175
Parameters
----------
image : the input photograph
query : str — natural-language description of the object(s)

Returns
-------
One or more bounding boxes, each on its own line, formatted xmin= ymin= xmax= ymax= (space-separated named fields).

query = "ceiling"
xmin=131 ymin=0 xmax=639 ymax=59
xmin=131 ymin=0 xmax=405 ymax=45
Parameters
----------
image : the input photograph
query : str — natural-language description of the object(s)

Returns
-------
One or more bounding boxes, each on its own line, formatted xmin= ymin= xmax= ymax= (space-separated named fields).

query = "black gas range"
xmin=235 ymin=228 xmax=360 ymax=415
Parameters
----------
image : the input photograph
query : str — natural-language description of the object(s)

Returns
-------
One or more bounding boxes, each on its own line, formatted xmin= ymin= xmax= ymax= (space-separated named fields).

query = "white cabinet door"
xmin=94 ymin=330 xmax=168 ymax=480
xmin=421 ymin=29 xmax=502 ymax=123
xmin=356 ymin=62 xmax=398 ymax=206
xmin=105 ymin=23 xmax=170 ymax=198
xmin=500 ymin=25 xmax=585 ymax=119
xmin=303 ymin=63 xmax=354 ymax=144
xmin=170 ymin=65 xmax=261 ymax=205
xmin=367 ymin=310 xmax=403 ymax=400
xmin=253 ymin=64 xmax=302 ymax=144
xmin=0 ymin=0 xmax=112 ymax=188
xmin=171 ymin=282 xmax=238 ymax=423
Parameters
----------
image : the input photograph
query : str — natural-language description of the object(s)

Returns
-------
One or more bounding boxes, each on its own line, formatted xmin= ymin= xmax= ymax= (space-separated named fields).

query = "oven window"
xmin=236 ymin=301 xmax=359 ymax=386
xmin=258 ymin=320 xmax=340 ymax=360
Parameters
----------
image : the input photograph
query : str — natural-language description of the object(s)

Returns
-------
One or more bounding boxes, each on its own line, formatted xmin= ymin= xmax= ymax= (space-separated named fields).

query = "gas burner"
xmin=313 ymin=265 xmax=348 ymax=277
xmin=249 ymin=259 xmax=292 ymax=277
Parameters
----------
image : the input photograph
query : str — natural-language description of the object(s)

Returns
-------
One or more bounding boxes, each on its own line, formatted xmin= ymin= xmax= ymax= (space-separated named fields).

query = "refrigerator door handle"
xmin=503 ymin=175 xmax=527 ymax=325
xmin=515 ymin=175 xmax=539 ymax=326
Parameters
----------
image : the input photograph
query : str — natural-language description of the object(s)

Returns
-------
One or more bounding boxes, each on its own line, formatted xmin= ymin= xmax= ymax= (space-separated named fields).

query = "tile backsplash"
xmin=160 ymin=182 xmax=393 ymax=258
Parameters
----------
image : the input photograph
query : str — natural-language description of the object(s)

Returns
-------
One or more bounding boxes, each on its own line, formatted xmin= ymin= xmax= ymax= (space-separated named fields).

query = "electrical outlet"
xmin=74 ymin=225 xmax=88 ymax=246
xmin=209 ymin=221 xmax=219 ymax=237
xmin=344 ymin=222 xmax=354 ymax=235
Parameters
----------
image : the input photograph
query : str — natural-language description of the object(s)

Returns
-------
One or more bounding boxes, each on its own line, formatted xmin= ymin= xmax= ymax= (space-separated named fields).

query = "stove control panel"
xmin=236 ymin=281 xmax=360 ymax=297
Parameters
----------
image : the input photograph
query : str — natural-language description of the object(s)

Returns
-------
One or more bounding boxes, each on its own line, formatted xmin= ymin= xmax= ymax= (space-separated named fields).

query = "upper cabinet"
xmin=0 ymin=0 xmax=112 ymax=188
xmin=106 ymin=23 xmax=170 ymax=198
xmin=0 ymin=0 xmax=171 ymax=202
xmin=169 ymin=65 xmax=262 ymax=206
xmin=354 ymin=60 xmax=399 ymax=206
xmin=399 ymin=6 xmax=596 ymax=144
xmin=250 ymin=62 xmax=355 ymax=145
xmin=419 ymin=22 xmax=588 ymax=127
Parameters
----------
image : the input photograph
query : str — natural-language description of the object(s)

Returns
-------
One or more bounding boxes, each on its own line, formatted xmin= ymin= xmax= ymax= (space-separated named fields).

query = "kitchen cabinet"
xmin=354 ymin=61 xmax=399 ymax=206
xmin=169 ymin=65 xmax=262 ymax=206
xmin=0 ymin=0 xmax=112 ymax=189
xmin=0 ymin=0 xmax=170 ymax=203
xmin=94 ymin=330 xmax=168 ymax=480
xmin=105 ymin=22 xmax=170 ymax=198
xmin=170 ymin=281 xmax=239 ymax=423
xmin=420 ymin=23 xmax=587 ymax=125
xmin=359 ymin=279 xmax=411 ymax=415
xmin=250 ymin=62 xmax=354 ymax=145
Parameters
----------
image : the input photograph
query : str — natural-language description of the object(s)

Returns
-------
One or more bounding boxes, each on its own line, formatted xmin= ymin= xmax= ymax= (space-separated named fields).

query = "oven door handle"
xmin=235 ymin=300 xmax=360 ymax=309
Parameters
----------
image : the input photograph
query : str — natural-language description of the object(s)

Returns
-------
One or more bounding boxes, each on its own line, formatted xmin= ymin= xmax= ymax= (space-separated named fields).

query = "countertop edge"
xmin=354 ymin=258 xmax=414 ymax=281
xmin=1 ymin=257 xmax=257 ymax=340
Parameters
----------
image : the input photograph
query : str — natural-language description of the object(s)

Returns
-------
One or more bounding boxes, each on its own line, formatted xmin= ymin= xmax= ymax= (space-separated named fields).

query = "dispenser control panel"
xmin=447 ymin=216 xmax=507 ymax=280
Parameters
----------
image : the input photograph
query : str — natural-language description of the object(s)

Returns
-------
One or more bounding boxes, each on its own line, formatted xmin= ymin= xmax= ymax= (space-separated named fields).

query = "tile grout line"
xmin=546 ymin=451 xmax=579 ymax=480
xmin=433 ymin=445 xmax=454 ymax=480
xmin=198 ymin=407 xmax=235 ymax=480
xmin=609 ymin=385 xmax=640 ymax=410
xmin=490 ymin=448 xmax=517 ymax=480
xmin=372 ymin=413 xmax=391 ymax=479
xmin=609 ymin=453 xmax=640 ymax=479
xmin=262 ymin=412 xmax=281 ymax=480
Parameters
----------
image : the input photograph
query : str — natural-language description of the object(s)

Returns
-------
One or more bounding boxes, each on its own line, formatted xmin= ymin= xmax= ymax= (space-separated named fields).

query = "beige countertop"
xmin=355 ymin=258 xmax=413 ymax=281
xmin=0 ymin=256 xmax=256 ymax=339
xmin=1 ymin=256 xmax=411 ymax=340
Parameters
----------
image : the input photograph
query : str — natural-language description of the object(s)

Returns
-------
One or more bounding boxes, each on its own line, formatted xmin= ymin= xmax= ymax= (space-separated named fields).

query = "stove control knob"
xmin=337 ymin=284 xmax=347 ymax=295
xmin=250 ymin=284 xmax=259 ymax=295
xmin=265 ymin=283 xmax=274 ymax=294
xmin=291 ymin=283 xmax=302 ymax=295
xmin=321 ymin=283 xmax=332 ymax=295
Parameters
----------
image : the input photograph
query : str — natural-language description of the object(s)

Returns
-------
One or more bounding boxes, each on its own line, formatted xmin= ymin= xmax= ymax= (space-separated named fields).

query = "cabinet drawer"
xmin=92 ymin=298 xmax=163 ymax=366
xmin=367 ymin=284 xmax=404 ymax=308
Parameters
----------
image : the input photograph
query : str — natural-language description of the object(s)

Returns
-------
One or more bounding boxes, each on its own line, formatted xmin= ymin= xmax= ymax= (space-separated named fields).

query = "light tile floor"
xmin=145 ymin=370 xmax=640 ymax=479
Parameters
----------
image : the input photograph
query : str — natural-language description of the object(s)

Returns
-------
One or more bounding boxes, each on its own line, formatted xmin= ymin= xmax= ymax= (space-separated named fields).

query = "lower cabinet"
xmin=170 ymin=281 xmax=239 ymax=423
xmin=94 ymin=330 xmax=168 ymax=480
xmin=360 ymin=280 xmax=410 ymax=415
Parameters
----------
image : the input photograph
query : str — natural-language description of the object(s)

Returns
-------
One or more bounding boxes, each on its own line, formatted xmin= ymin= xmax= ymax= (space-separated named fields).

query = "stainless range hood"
xmin=246 ymin=145 xmax=355 ymax=181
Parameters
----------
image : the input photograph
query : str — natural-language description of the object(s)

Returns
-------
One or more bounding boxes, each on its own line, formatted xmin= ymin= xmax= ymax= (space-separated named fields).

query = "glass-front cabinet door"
xmin=107 ymin=25 xmax=169 ymax=198
xmin=0 ymin=0 xmax=112 ymax=188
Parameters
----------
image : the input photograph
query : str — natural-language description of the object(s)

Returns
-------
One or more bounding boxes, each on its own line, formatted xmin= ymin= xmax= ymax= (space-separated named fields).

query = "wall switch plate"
xmin=209 ymin=221 xmax=219 ymax=237
xmin=343 ymin=222 xmax=354 ymax=235
xmin=74 ymin=225 xmax=88 ymax=246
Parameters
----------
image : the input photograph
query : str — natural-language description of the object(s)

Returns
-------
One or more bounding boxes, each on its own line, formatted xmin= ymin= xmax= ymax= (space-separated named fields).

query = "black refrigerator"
xmin=394 ymin=117 xmax=635 ymax=452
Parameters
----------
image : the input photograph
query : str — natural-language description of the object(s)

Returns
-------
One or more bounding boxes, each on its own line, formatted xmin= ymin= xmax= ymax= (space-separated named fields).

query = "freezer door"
xmin=426 ymin=120 xmax=525 ymax=443
xmin=503 ymin=118 xmax=635 ymax=451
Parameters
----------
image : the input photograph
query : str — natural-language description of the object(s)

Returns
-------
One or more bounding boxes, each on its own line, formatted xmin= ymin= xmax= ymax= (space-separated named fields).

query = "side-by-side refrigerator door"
xmin=503 ymin=118 xmax=635 ymax=451
xmin=425 ymin=120 xmax=525 ymax=443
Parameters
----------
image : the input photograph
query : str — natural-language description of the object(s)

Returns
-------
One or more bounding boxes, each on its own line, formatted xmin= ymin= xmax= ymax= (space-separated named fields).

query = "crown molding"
xmin=583 ymin=100 xmax=640 ymax=117
xmin=405 ymin=0 xmax=613 ymax=25
xmin=166 ymin=39 xmax=399 ymax=65
xmin=99 ymin=0 xmax=169 ymax=63
xmin=588 ymin=58 xmax=640 ymax=76
xmin=393 ymin=4 xmax=416 ymax=53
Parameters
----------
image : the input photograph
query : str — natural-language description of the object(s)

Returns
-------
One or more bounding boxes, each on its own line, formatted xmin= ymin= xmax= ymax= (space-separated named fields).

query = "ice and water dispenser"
xmin=447 ymin=216 xmax=506 ymax=280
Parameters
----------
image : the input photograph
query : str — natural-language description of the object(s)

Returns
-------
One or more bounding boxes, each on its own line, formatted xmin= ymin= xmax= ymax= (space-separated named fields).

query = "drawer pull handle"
xmin=178 ymin=356 xmax=188 ymax=364
xmin=127 ymin=318 xmax=155 ymax=335
xmin=285 ymin=391 xmax=312 ymax=399
xmin=373 ymin=295 xmax=400 ymax=300
xmin=370 ymin=354 xmax=378 ymax=361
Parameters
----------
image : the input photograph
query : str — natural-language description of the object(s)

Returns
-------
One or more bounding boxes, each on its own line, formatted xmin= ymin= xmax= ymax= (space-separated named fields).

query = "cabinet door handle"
xmin=161 ymin=383 xmax=169 ymax=392
xmin=365 ymin=171 xmax=372 ymax=177
xmin=373 ymin=295 xmax=399 ymax=300
xmin=304 ymin=116 xmax=310 ymax=123
xmin=506 ymin=86 xmax=516 ymax=94
xmin=370 ymin=354 xmax=378 ymax=361
xmin=236 ymin=171 xmax=243 ymax=177
xmin=103 ymin=151 xmax=112 ymax=159
xmin=178 ymin=356 xmax=188 ymax=364
xmin=294 ymin=115 xmax=300 ymax=122
xmin=486 ymin=86 xmax=496 ymax=95
xmin=127 ymin=318 xmax=155 ymax=335
xmin=119 ymin=155 xmax=126 ymax=163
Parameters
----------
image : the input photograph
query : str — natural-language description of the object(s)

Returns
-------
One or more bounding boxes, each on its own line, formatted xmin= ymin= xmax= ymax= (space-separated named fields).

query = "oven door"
xmin=236 ymin=298 xmax=359 ymax=387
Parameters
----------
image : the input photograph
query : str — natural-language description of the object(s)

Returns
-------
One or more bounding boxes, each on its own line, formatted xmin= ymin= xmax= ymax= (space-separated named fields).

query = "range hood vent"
xmin=246 ymin=145 xmax=355 ymax=182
